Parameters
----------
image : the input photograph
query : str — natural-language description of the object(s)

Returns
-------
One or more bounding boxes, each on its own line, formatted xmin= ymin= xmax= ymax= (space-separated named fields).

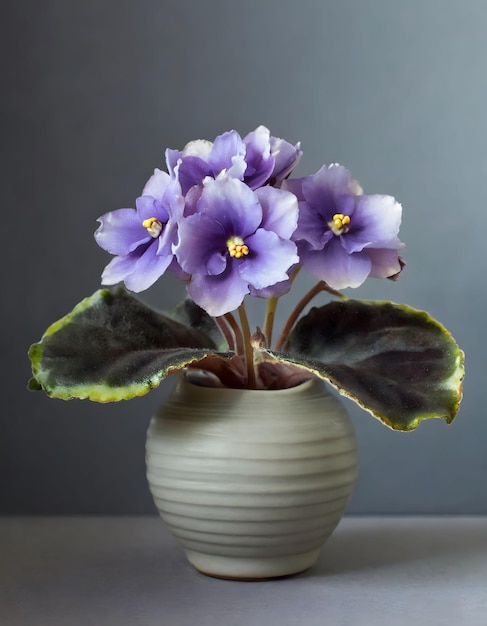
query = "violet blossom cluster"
xmin=95 ymin=126 xmax=403 ymax=317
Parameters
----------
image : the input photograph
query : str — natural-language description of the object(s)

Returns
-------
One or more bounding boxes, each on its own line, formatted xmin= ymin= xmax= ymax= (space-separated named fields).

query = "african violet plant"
xmin=28 ymin=126 xmax=464 ymax=431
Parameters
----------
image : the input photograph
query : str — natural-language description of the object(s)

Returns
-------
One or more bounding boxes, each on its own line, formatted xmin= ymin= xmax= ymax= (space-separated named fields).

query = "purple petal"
xmin=282 ymin=177 xmax=305 ymax=201
xmin=242 ymin=125 xmax=274 ymax=188
xmin=249 ymin=279 xmax=292 ymax=299
xmin=175 ymin=156 xmax=212 ymax=195
xmin=365 ymin=236 xmax=404 ymax=250
xmin=141 ymin=168 xmax=171 ymax=198
xmin=225 ymin=154 xmax=248 ymax=181
xmin=208 ymin=130 xmax=246 ymax=177
xmin=335 ymin=193 xmax=357 ymax=219
xmin=174 ymin=212 xmax=227 ymax=275
xmin=187 ymin=266 xmax=249 ymax=317
xmin=364 ymin=248 xmax=403 ymax=279
xmin=293 ymin=199 xmax=334 ymax=250
xmin=161 ymin=177 xmax=185 ymax=219
xmin=207 ymin=251 xmax=227 ymax=276
xmin=132 ymin=246 xmax=172 ymax=290
xmin=156 ymin=217 xmax=178 ymax=257
xmin=197 ymin=177 xmax=262 ymax=239
xmin=167 ymin=256 xmax=190 ymax=281
xmin=302 ymin=164 xmax=352 ymax=217
xmin=165 ymin=148 xmax=182 ymax=176
xmin=182 ymin=185 xmax=203 ymax=217
xmin=140 ymin=171 xmax=184 ymax=223
xmin=125 ymin=243 xmax=173 ymax=292
xmin=301 ymin=237 xmax=371 ymax=289
xmin=340 ymin=195 xmax=402 ymax=254
xmin=95 ymin=209 xmax=150 ymax=256
xmin=255 ymin=186 xmax=298 ymax=239
xmin=100 ymin=239 xmax=173 ymax=292
xmin=136 ymin=196 xmax=169 ymax=225
xmin=270 ymin=136 xmax=303 ymax=182
xmin=100 ymin=254 xmax=139 ymax=286
xmin=239 ymin=229 xmax=299 ymax=290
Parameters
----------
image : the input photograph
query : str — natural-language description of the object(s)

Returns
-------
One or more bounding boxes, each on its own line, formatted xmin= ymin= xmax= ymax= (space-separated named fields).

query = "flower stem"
xmin=264 ymin=297 xmax=278 ymax=347
xmin=274 ymin=280 xmax=347 ymax=351
xmin=216 ymin=316 xmax=235 ymax=352
xmin=224 ymin=312 xmax=244 ymax=356
xmin=238 ymin=302 xmax=256 ymax=388
xmin=263 ymin=266 xmax=302 ymax=348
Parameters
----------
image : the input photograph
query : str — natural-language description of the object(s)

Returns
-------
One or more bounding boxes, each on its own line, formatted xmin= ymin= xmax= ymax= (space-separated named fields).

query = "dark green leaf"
xmin=275 ymin=300 xmax=465 ymax=431
xmin=27 ymin=377 xmax=43 ymax=391
xmin=28 ymin=288 xmax=231 ymax=402
xmin=171 ymin=298 xmax=227 ymax=350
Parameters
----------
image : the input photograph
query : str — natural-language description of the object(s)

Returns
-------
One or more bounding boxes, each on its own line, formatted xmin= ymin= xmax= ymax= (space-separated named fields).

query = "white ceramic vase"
xmin=145 ymin=376 xmax=358 ymax=580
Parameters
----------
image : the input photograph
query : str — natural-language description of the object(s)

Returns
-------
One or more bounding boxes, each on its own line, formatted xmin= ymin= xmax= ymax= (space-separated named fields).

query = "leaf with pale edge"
xmin=170 ymin=298 xmax=227 ymax=351
xmin=28 ymin=288 xmax=232 ymax=402
xmin=270 ymin=300 xmax=464 ymax=431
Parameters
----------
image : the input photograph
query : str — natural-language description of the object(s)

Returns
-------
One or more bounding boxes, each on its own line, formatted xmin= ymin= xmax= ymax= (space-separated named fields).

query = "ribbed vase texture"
xmin=146 ymin=377 xmax=358 ymax=579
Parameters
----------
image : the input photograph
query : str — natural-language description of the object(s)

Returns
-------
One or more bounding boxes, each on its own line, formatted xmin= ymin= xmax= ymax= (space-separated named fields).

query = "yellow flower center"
xmin=328 ymin=213 xmax=351 ymax=236
xmin=227 ymin=236 xmax=249 ymax=259
xmin=142 ymin=217 xmax=163 ymax=238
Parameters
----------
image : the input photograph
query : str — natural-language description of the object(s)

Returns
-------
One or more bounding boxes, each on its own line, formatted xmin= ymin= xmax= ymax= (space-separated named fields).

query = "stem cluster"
xmin=216 ymin=274 xmax=346 ymax=388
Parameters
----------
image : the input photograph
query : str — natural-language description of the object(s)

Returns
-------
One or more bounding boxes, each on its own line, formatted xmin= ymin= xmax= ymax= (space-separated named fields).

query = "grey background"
xmin=2 ymin=0 xmax=485 ymax=514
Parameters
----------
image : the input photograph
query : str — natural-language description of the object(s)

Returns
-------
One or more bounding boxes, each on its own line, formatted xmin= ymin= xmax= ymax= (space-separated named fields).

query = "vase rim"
xmin=180 ymin=373 xmax=325 ymax=397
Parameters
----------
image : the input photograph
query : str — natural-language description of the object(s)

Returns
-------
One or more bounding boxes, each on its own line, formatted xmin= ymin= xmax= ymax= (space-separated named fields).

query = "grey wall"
xmin=3 ymin=0 xmax=485 ymax=514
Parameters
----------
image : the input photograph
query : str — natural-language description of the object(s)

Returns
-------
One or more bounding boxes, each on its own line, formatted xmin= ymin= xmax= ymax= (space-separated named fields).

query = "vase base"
xmin=185 ymin=548 xmax=320 ymax=581
xmin=192 ymin=566 xmax=311 ymax=582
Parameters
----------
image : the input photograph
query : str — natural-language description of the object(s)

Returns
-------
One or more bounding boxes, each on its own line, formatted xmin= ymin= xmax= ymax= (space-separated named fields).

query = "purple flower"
xmin=165 ymin=126 xmax=301 ymax=197
xmin=269 ymin=134 xmax=303 ymax=184
xmin=94 ymin=169 xmax=185 ymax=292
xmin=285 ymin=164 xmax=403 ymax=289
xmin=174 ymin=176 xmax=299 ymax=316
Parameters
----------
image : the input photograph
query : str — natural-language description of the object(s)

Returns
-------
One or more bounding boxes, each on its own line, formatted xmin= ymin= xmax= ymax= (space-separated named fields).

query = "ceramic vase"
xmin=145 ymin=376 xmax=358 ymax=580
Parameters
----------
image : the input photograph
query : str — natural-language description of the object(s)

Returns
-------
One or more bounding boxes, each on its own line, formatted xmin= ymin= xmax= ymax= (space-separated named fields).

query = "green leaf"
xmin=275 ymin=300 xmax=465 ymax=431
xmin=27 ymin=377 xmax=43 ymax=391
xmin=28 ymin=288 xmax=231 ymax=402
xmin=170 ymin=298 xmax=228 ymax=351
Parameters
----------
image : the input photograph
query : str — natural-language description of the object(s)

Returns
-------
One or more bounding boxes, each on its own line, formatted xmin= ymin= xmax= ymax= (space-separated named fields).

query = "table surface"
xmin=1 ymin=516 xmax=486 ymax=626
